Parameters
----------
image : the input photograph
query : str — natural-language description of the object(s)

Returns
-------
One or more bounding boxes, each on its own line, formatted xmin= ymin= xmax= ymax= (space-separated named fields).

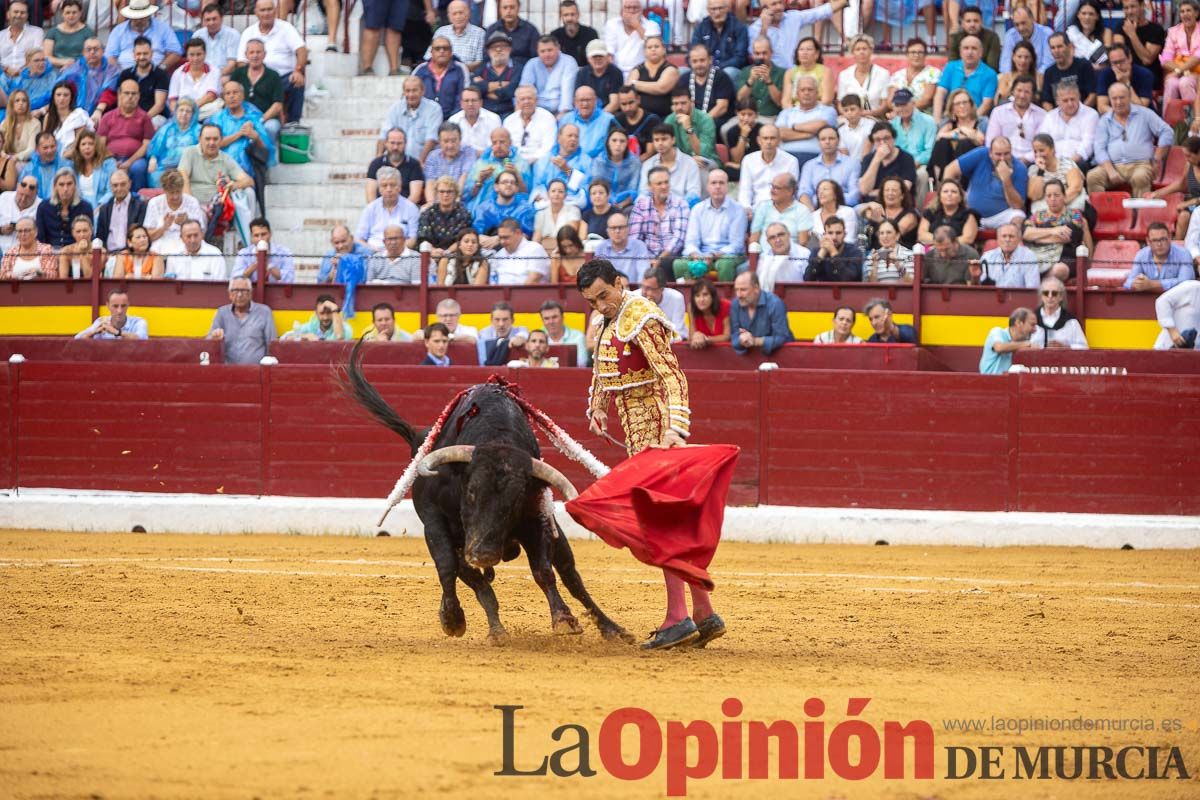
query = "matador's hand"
xmin=588 ymin=410 xmax=608 ymax=437
xmin=653 ymin=429 xmax=686 ymax=449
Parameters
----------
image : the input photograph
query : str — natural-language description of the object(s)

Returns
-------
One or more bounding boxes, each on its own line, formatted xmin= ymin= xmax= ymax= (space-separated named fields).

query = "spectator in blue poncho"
xmin=463 ymin=125 xmax=531 ymax=212
xmin=211 ymin=80 xmax=275 ymax=212
xmin=19 ymin=132 xmax=71 ymax=201
xmin=558 ymin=85 xmax=617 ymax=159
xmin=61 ymin=38 xmax=120 ymax=117
xmin=590 ymin=127 xmax=640 ymax=207
xmin=318 ymin=224 xmax=373 ymax=318
xmin=530 ymin=123 xmax=590 ymax=207
xmin=147 ymin=97 xmax=200 ymax=187
xmin=3 ymin=49 xmax=60 ymax=113
xmin=473 ymin=167 xmax=536 ymax=248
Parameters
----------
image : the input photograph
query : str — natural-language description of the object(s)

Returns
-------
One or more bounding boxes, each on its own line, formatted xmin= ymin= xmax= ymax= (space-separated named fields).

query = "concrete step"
xmin=269 ymin=162 xmax=368 ymax=184
xmin=314 ymin=75 xmax=410 ymax=99
xmin=312 ymin=137 xmax=379 ymax=165
xmin=273 ymin=229 xmax=338 ymax=259
xmin=266 ymin=182 xmax=368 ymax=208
xmin=310 ymin=98 xmax=401 ymax=123
xmin=304 ymin=117 xmax=381 ymax=140
xmin=266 ymin=205 xmax=361 ymax=232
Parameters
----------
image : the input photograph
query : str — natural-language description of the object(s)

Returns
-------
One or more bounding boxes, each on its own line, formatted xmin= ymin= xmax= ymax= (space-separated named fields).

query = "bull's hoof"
xmin=552 ymin=614 xmax=583 ymax=635
xmin=487 ymin=628 xmax=510 ymax=646
xmin=440 ymin=602 xmax=467 ymax=638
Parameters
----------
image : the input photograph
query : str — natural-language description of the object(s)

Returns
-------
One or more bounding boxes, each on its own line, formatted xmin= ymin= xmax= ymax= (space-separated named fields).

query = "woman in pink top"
xmin=1162 ymin=0 xmax=1200 ymax=102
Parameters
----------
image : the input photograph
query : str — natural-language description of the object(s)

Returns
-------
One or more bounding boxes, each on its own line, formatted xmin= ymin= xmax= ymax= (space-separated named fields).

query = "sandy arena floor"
xmin=0 ymin=530 xmax=1197 ymax=799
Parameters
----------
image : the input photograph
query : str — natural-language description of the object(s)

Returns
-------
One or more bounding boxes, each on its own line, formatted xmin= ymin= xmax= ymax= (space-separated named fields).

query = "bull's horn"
xmin=530 ymin=458 xmax=579 ymax=500
xmin=417 ymin=445 xmax=476 ymax=476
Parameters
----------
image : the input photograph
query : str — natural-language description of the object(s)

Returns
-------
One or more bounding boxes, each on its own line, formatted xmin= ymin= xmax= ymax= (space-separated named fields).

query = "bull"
xmin=341 ymin=342 xmax=630 ymax=643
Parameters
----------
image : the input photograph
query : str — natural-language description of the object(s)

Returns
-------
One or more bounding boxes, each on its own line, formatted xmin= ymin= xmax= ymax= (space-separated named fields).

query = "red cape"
xmin=565 ymin=444 xmax=740 ymax=590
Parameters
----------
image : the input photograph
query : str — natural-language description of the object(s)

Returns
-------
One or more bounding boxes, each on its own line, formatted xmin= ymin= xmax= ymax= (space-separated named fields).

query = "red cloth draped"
xmin=565 ymin=444 xmax=740 ymax=591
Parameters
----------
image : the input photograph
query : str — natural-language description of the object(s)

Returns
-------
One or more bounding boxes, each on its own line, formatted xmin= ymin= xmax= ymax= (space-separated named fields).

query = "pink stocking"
xmin=661 ymin=569 xmax=689 ymax=629
xmin=689 ymin=584 xmax=714 ymax=622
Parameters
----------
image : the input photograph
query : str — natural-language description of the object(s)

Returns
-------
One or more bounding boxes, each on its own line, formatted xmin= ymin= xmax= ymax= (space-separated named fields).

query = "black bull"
xmin=341 ymin=344 xmax=630 ymax=643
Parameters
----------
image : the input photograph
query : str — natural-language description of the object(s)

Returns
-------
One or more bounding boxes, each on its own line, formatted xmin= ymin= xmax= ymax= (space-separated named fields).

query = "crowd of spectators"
xmin=9 ymin=0 xmax=1200 ymax=356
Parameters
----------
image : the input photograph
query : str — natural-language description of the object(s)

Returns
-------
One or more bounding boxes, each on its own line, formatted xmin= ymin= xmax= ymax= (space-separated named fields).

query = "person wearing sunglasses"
xmin=413 ymin=36 xmax=472 ymax=118
xmin=1033 ymin=276 xmax=1088 ymax=349
xmin=0 ymin=175 xmax=41 ymax=252
xmin=984 ymin=75 xmax=1044 ymax=166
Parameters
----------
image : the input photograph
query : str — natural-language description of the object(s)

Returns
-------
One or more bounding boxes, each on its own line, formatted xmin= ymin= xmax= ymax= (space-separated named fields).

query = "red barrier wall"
xmin=0 ymin=337 xmax=224 ymax=363
xmin=2 ymin=364 xmax=1197 ymax=516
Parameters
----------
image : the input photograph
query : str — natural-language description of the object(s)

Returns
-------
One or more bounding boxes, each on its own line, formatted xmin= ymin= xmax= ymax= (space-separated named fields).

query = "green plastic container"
xmin=279 ymin=125 xmax=313 ymax=164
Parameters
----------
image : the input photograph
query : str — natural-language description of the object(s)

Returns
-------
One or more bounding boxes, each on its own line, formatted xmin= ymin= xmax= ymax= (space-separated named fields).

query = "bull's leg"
xmin=550 ymin=521 xmax=634 ymax=643
xmin=456 ymin=563 xmax=508 ymax=644
xmin=519 ymin=525 xmax=582 ymax=635
xmin=423 ymin=520 xmax=467 ymax=637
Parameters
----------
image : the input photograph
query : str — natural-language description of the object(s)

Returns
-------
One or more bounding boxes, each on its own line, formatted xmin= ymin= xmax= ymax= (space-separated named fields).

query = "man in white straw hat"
xmin=104 ymin=0 xmax=183 ymax=71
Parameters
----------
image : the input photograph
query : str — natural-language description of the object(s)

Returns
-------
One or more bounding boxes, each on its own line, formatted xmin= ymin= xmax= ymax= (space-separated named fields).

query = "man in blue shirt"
xmin=980 ymin=308 xmax=1037 ymax=374
xmin=530 ymin=123 xmax=590 ymax=206
xmin=104 ymin=2 xmax=183 ymax=71
xmin=1086 ymin=82 xmax=1174 ymax=198
xmin=798 ymin=125 xmax=860 ymax=207
xmin=933 ymin=35 xmax=998 ymax=122
xmin=1096 ymin=44 xmax=1155 ymax=112
xmin=999 ymin=5 xmax=1052 ymax=75
xmin=463 ymin=126 xmax=531 ymax=211
xmin=75 ymin=289 xmax=149 ymax=340
xmin=473 ymin=168 xmax=536 ymax=246
xmin=748 ymin=0 xmax=848 ymax=71
xmin=379 ymin=77 xmax=445 ymax=163
xmin=519 ymin=35 xmax=575 ymax=116
xmin=889 ymin=90 xmax=935 ymax=200
xmin=730 ymin=270 xmax=794 ymax=354
xmin=1125 ymin=223 xmax=1198 ymax=292
xmin=484 ymin=0 xmax=540 ymax=63
xmin=594 ymin=211 xmax=652 ymax=282
xmin=318 ymin=225 xmax=374 ymax=283
xmin=944 ymin=137 xmax=1028 ymax=230
xmin=690 ymin=0 xmax=748 ymax=79
xmin=865 ymin=297 xmax=918 ymax=344
xmin=413 ymin=37 xmax=472 ymax=118
xmin=559 ymin=85 xmax=616 ymax=159
xmin=674 ymin=169 xmax=747 ymax=281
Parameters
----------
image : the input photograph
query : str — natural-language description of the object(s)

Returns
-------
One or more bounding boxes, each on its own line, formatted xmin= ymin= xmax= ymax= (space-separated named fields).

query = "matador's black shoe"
xmin=693 ymin=613 xmax=726 ymax=648
xmin=641 ymin=617 xmax=700 ymax=650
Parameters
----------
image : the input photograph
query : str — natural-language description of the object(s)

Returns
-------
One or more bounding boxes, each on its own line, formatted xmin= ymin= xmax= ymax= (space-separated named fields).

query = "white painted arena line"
xmin=4 ymin=557 xmax=1199 ymax=609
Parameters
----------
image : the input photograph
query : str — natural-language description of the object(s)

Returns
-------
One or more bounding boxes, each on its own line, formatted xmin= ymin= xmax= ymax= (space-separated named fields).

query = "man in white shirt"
xmin=756 ymin=221 xmax=809 ymax=292
xmin=237 ymin=0 xmax=307 ymax=123
xmin=0 ymin=175 xmax=40 ymax=252
xmin=1038 ymin=82 xmax=1098 ymax=167
xmin=448 ymin=86 xmax=501 ymax=154
xmin=985 ymin=75 xmax=1045 ymax=164
xmin=978 ymin=223 xmax=1040 ymax=288
xmin=604 ymin=0 xmax=661 ymax=78
xmin=736 ymin=124 xmax=799 ymax=210
xmin=157 ymin=219 xmax=228 ymax=280
xmin=0 ymin=1 xmax=44 ymax=78
xmin=634 ymin=268 xmax=685 ymax=340
xmin=1154 ymin=279 xmax=1200 ymax=350
xmin=492 ymin=218 xmax=549 ymax=283
xmin=503 ymin=85 xmax=557 ymax=162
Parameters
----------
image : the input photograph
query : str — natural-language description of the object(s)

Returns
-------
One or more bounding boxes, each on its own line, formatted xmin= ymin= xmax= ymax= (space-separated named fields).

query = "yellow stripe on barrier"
xmin=919 ymin=314 xmax=1009 ymax=346
xmin=0 ymin=306 xmax=92 ymax=335
xmin=1084 ymin=318 xmax=1162 ymax=350
xmin=786 ymin=311 xmax=914 ymax=343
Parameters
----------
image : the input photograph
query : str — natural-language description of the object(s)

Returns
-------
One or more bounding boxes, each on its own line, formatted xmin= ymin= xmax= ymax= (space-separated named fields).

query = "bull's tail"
xmin=337 ymin=338 xmax=421 ymax=450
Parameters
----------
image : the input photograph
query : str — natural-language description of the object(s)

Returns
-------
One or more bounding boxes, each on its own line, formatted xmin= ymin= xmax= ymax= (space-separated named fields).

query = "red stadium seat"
xmin=1163 ymin=99 xmax=1189 ymax=128
xmin=1127 ymin=193 xmax=1183 ymax=241
xmin=667 ymin=52 xmax=687 ymax=68
xmin=138 ymin=188 xmax=164 ymax=201
xmin=976 ymin=227 xmax=996 ymax=242
xmin=1089 ymin=240 xmax=1140 ymax=287
xmin=1153 ymin=146 xmax=1188 ymax=190
xmin=716 ymin=143 xmax=729 ymax=163
xmin=981 ymin=239 xmax=999 ymax=252
xmin=1090 ymin=191 xmax=1134 ymax=240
